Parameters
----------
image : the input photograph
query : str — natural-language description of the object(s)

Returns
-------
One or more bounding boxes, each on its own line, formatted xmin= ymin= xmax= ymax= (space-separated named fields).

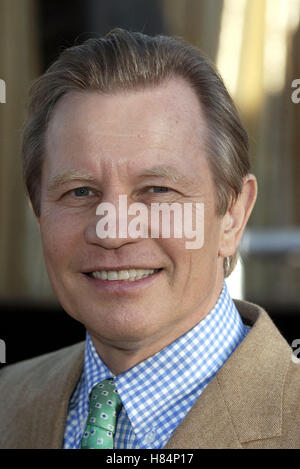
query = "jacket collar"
xmin=165 ymin=301 xmax=291 ymax=448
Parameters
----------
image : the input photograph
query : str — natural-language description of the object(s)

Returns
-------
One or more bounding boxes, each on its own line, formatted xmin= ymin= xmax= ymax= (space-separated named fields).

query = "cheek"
xmin=39 ymin=211 xmax=83 ymax=270
xmin=156 ymin=216 xmax=221 ymax=279
xmin=157 ymin=237 xmax=187 ymax=269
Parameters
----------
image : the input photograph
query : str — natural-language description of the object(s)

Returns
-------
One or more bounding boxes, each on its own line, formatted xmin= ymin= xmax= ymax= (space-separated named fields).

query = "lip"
xmin=82 ymin=268 xmax=163 ymax=293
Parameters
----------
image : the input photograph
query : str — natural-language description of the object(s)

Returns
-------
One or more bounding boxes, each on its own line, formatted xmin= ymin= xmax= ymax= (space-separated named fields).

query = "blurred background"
xmin=0 ymin=0 xmax=299 ymax=364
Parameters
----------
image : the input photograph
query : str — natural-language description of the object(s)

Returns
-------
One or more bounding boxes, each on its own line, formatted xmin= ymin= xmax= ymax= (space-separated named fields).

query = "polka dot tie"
xmin=80 ymin=378 xmax=122 ymax=449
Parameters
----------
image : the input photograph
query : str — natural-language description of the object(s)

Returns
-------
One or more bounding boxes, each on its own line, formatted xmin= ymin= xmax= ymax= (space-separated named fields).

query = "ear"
xmin=218 ymin=174 xmax=257 ymax=258
xmin=27 ymin=198 xmax=40 ymax=230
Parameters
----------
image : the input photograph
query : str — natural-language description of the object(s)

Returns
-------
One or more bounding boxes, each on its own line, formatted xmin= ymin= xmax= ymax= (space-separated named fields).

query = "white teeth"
xmin=91 ymin=269 xmax=156 ymax=281
xmin=129 ymin=269 xmax=136 ymax=278
xmin=107 ymin=271 xmax=118 ymax=281
xmin=118 ymin=270 xmax=130 ymax=280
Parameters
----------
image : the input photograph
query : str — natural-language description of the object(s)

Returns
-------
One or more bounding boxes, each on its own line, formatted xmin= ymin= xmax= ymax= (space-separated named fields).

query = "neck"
xmin=87 ymin=280 xmax=224 ymax=375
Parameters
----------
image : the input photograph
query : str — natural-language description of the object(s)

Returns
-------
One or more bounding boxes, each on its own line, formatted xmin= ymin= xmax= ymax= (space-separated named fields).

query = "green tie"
xmin=80 ymin=378 xmax=122 ymax=449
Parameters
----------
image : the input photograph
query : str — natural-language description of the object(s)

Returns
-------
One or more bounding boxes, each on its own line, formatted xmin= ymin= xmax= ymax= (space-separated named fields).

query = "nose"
xmin=84 ymin=193 xmax=147 ymax=249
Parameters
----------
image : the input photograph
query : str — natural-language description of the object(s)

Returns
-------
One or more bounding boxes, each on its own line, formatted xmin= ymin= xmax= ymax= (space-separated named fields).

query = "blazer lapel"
xmin=166 ymin=301 xmax=290 ymax=448
xmin=165 ymin=375 xmax=242 ymax=448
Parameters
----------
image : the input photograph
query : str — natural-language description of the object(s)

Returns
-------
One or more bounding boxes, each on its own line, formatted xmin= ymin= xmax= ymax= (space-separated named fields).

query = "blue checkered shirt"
xmin=63 ymin=281 xmax=250 ymax=449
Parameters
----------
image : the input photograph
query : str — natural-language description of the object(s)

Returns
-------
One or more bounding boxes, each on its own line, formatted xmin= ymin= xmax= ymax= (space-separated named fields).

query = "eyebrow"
xmin=47 ymin=170 xmax=98 ymax=192
xmin=47 ymin=164 xmax=197 ymax=192
xmin=136 ymin=165 xmax=197 ymax=186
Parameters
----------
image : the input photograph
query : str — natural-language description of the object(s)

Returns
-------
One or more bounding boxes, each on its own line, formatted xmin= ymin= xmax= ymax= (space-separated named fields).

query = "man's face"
xmin=39 ymin=77 xmax=226 ymax=355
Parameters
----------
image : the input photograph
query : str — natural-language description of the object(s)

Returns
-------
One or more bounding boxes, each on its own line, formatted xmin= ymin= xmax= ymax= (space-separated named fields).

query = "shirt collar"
xmin=83 ymin=281 xmax=248 ymax=444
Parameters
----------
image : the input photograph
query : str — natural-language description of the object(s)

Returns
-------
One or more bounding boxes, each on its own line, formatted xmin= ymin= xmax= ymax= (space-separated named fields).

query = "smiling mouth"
xmin=85 ymin=268 xmax=162 ymax=282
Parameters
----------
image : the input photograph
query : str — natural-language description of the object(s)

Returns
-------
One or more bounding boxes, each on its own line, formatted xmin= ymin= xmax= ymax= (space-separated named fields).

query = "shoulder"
xmin=233 ymin=298 xmax=300 ymax=389
xmin=0 ymin=341 xmax=85 ymax=410
xmin=227 ymin=299 xmax=300 ymax=448
xmin=166 ymin=298 xmax=300 ymax=449
xmin=0 ymin=341 xmax=84 ymax=386
xmin=0 ymin=342 xmax=85 ymax=448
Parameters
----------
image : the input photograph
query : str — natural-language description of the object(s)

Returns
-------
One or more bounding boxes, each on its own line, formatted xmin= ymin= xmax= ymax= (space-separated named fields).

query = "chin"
xmin=87 ymin=311 xmax=163 ymax=346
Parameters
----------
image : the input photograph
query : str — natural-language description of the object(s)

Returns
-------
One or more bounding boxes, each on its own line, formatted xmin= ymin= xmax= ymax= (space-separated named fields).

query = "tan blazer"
xmin=0 ymin=300 xmax=299 ymax=449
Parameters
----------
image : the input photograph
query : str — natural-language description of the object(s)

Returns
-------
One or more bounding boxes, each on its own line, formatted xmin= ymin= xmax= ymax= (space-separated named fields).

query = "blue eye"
xmin=150 ymin=187 xmax=169 ymax=193
xmin=74 ymin=187 xmax=92 ymax=197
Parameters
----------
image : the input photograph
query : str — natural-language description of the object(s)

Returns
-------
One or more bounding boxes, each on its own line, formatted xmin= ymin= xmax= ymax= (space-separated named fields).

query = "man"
xmin=0 ymin=28 xmax=299 ymax=449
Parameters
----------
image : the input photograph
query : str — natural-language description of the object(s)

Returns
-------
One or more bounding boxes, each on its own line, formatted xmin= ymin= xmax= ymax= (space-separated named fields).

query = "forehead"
xmin=44 ymin=77 xmax=209 ymax=181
